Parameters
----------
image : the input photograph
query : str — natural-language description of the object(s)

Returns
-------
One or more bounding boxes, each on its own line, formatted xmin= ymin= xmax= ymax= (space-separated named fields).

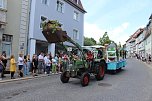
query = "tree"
xmin=99 ymin=32 xmax=111 ymax=46
xmin=84 ymin=37 xmax=96 ymax=46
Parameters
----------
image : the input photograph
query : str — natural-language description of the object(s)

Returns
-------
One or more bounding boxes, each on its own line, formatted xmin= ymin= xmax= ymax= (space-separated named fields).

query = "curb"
xmin=138 ymin=59 xmax=152 ymax=69
xmin=0 ymin=74 xmax=48 ymax=83
xmin=144 ymin=62 xmax=152 ymax=68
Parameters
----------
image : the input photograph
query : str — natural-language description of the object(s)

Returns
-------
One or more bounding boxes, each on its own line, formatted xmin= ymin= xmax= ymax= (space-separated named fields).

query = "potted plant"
xmin=42 ymin=20 xmax=67 ymax=43
xmin=42 ymin=20 xmax=62 ymax=33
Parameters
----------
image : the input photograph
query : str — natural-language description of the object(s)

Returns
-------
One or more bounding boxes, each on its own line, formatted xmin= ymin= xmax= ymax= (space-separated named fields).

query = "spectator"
xmin=23 ymin=55 xmax=29 ymax=76
xmin=32 ymin=54 xmax=38 ymax=76
xmin=49 ymin=52 xmax=52 ymax=73
xmin=52 ymin=57 xmax=57 ymax=74
xmin=18 ymin=53 xmax=24 ymax=77
xmin=58 ymin=56 xmax=62 ymax=73
xmin=10 ymin=55 xmax=17 ymax=79
xmin=45 ymin=54 xmax=51 ymax=75
xmin=1 ymin=51 xmax=8 ymax=78
xmin=148 ymin=54 xmax=151 ymax=64
xmin=0 ymin=56 xmax=4 ymax=80
xmin=38 ymin=52 xmax=44 ymax=74
xmin=27 ymin=55 xmax=31 ymax=73
xmin=44 ymin=54 xmax=48 ymax=74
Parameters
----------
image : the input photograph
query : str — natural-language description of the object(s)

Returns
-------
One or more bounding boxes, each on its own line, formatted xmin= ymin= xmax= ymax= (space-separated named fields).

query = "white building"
xmin=28 ymin=0 xmax=86 ymax=57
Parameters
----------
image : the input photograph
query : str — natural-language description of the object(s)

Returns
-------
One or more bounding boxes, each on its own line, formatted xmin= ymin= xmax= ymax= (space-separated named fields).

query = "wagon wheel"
xmin=95 ymin=62 xmax=105 ymax=81
xmin=60 ymin=71 xmax=70 ymax=83
xmin=80 ymin=72 xmax=90 ymax=87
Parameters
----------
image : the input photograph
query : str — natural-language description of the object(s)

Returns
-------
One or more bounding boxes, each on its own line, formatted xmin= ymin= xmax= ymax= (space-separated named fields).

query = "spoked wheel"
xmin=95 ymin=62 xmax=105 ymax=81
xmin=80 ymin=72 xmax=90 ymax=87
xmin=60 ymin=71 xmax=70 ymax=83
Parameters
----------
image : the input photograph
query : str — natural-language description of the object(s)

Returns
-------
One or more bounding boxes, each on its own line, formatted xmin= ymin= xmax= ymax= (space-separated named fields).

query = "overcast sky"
xmin=81 ymin=0 xmax=152 ymax=44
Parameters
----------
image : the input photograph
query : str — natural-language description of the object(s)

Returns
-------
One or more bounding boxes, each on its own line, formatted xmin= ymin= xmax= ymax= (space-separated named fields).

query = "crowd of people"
xmin=135 ymin=53 xmax=151 ymax=64
xmin=0 ymin=51 xmax=70 ymax=80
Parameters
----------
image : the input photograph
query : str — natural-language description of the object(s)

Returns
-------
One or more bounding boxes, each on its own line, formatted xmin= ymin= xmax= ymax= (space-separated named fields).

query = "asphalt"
xmin=1 ymin=58 xmax=152 ymax=101
xmin=0 ymin=58 xmax=151 ymax=84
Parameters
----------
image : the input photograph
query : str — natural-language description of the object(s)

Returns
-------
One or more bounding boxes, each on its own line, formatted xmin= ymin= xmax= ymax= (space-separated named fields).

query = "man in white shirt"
xmin=38 ymin=52 xmax=44 ymax=74
xmin=18 ymin=53 xmax=24 ymax=77
xmin=45 ymin=55 xmax=51 ymax=75
xmin=44 ymin=54 xmax=48 ymax=74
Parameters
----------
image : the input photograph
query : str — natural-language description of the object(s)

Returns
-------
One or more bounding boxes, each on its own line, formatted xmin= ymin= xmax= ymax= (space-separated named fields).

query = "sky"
xmin=81 ymin=0 xmax=152 ymax=44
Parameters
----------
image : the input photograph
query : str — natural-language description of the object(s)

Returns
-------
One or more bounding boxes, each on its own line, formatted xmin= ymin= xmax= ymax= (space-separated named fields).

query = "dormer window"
xmin=74 ymin=0 xmax=79 ymax=4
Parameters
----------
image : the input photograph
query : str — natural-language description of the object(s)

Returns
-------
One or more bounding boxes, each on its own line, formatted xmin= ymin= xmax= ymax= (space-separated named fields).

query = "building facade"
xmin=144 ymin=18 xmax=152 ymax=57
xmin=0 ymin=0 xmax=7 ymax=54
xmin=126 ymin=14 xmax=152 ymax=59
xmin=4 ymin=0 xmax=30 ymax=58
xmin=28 ymin=0 xmax=86 ymax=57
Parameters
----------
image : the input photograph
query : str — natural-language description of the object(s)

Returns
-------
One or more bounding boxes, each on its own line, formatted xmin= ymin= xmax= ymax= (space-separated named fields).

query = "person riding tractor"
xmin=86 ymin=51 xmax=94 ymax=70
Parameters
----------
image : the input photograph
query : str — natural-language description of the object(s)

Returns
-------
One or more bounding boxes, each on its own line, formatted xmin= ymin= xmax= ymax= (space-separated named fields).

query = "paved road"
xmin=0 ymin=58 xmax=152 ymax=101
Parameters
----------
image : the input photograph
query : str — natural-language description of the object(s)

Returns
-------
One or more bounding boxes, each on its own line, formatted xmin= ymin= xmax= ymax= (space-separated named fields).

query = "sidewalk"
xmin=145 ymin=62 xmax=152 ymax=68
xmin=0 ymin=73 xmax=49 ymax=83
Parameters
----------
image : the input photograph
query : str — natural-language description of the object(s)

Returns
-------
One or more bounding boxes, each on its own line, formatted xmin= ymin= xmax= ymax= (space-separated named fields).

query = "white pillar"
xmin=48 ymin=43 xmax=55 ymax=57
xmin=29 ymin=39 xmax=36 ymax=59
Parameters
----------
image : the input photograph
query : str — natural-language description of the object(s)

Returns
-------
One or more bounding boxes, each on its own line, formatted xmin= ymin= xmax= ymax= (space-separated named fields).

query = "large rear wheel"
xmin=95 ymin=62 xmax=105 ymax=81
xmin=60 ymin=71 xmax=70 ymax=83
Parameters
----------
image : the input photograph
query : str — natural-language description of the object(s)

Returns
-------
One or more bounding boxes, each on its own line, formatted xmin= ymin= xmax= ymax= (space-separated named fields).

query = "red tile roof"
xmin=126 ymin=28 xmax=144 ymax=43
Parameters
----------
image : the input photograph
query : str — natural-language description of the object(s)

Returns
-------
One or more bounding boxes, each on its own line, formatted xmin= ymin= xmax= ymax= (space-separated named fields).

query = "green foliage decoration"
xmin=42 ymin=20 xmax=62 ymax=33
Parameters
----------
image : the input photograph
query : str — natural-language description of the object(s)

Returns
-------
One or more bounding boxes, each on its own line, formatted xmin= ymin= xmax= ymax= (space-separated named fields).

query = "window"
xmin=73 ymin=0 xmax=79 ymax=4
xmin=40 ymin=16 xmax=47 ymax=29
xmin=2 ymin=34 xmax=12 ymax=42
xmin=74 ymin=11 xmax=79 ymax=21
xmin=42 ymin=0 xmax=48 ymax=5
xmin=57 ymin=0 xmax=64 ymax=13
xmin=0 ymin=0 xmax=3 ymax=8
xmin=2 ymin=34 xmax=12 ymax=57
xmin=73 ymin=29 xmax=79 ymax=40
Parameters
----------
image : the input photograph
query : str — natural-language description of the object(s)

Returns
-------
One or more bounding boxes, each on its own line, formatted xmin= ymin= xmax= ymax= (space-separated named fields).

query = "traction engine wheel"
xmin=60 ymin=71 xmax=70 ymax=83
xmin=80 ymin=72 xmax=90 ymax=87
xmin=95 ymin=62 xmax=105 ymax=81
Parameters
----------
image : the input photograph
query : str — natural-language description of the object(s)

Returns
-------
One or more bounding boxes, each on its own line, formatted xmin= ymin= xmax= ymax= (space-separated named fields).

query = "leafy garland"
xmin=42 ymin=20 xmax=62 ymax=33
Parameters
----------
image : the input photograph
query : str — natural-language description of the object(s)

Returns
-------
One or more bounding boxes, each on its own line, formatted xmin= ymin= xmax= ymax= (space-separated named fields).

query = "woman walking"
xmin=10 ymin=55 xmax=17 ymax=79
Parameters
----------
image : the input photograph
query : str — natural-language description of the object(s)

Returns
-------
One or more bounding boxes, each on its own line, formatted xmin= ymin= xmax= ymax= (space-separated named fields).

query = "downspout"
xmin=26 ymin=0 xmax=31 ymax=55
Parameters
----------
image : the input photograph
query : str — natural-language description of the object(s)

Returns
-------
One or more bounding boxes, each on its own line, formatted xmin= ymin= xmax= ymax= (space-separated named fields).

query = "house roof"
xmin=65 ymin=0 xmax=86 ymax=13
xmin=132 ymin=28 xmax=144 ymax=38
xmin=126 ymin=28 xmax=144 ymax=43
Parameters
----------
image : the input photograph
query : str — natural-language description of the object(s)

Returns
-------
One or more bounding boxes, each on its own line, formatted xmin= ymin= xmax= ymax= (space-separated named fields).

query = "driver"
xmin=86 ymin=51 xmax=94 ymax=69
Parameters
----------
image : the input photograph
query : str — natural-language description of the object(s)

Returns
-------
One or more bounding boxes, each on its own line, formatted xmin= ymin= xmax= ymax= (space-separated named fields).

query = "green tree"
xmin=84 ymin=37 xmax=96 ymax=46
xmin=99 ymin=32 xmax=111 ymax=46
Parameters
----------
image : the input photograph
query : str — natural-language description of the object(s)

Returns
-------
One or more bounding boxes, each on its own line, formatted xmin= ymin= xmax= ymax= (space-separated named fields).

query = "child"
xmin=52 ymin=58 xmax=57 ymax=74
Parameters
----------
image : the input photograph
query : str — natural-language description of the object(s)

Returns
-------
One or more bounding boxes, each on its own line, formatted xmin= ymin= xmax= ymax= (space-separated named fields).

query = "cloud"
xmin=84 ymin=22 xmax=130 ymax=45
xmin=84 ymin=22 xmax=106 ymax=42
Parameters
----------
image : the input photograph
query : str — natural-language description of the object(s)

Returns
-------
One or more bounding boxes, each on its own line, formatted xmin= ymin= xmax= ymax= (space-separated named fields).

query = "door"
xmin=2 ymin=42 xmax=12 ymax=57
